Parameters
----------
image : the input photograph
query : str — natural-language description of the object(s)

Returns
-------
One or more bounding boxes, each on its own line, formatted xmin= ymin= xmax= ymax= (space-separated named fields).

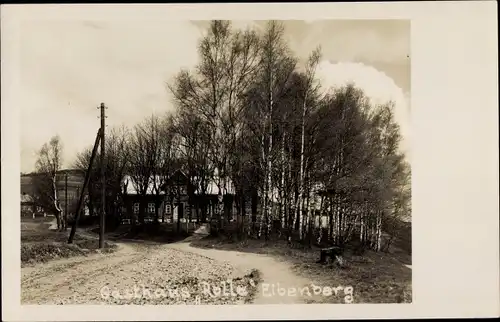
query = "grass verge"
xmin=190 ymin=236 xmax=412 ymax=303
xmin=21 ymin=217 xmax=117 ymax=266
xmin=89 ymin=222 xmax=196 ymax=243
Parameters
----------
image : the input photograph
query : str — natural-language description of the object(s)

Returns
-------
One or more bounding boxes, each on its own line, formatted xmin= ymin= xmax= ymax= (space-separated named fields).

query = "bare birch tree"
xmin=170 ymin=20 xmax=261 ymax=230
xmin=294 ymin=47 xmax=322 ymax=240
xmin=127 ymin=116 xmax=160 ymax=225
xmin=33 ymin=135 xmax=65 ymax=230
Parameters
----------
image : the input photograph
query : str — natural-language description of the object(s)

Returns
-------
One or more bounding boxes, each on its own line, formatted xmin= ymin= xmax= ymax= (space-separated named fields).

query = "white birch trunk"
xmin=376 ymin=213 xmax=383 ymax=251
xmin=332 ymin=196 xmax=336 ymax=243
xmin=280 ymin=132 xmax=286 ymax=228
xmin=360 ymin=202 xmax=365 ymax=242
xmin=317 ymin=195 xmax=324 ymax=244
xmin=266 ymin=63 xmax=274 ymax=238
xmin=336 ymin=195 xmax=341 ymax=243
xmin=258 ymin=131 xmax=267 ymax=238
xmin=306 ymin=191 xmax=315 ymax=240
xmin=371 ymin=217 xmax=376 ymax=248
xmin=297 ymin=93 xmax=307 ymax=240
xmin=342 ymin=204 xmax=347 ymax=237
xmin=266 ymin=143 xmax=272 ymax=238
xmin=52 ymin=173 xmax=63 ymax=230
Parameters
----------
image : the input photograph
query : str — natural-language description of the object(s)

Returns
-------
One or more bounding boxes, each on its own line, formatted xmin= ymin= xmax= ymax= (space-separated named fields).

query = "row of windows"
xmin=132 ymin=203 xmax=166 ymax=214
xmin=132 ymin=203 xmax=191 ymax=215
xmin=133 ymin=203 xmax=155 ymax=214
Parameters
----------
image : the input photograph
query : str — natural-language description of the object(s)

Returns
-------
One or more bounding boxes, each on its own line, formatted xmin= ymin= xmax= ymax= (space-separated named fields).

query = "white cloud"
xmin=19 ymin=20 xmax=411 ymax=172
xmin=19 ymin=20 xmax=201 ymax=172
xmin=315 ymin=61 xmax=411 ymax=159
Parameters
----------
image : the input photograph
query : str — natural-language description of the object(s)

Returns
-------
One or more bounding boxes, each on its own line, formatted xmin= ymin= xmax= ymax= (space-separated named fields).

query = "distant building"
xmin=121 ymin=170 xmax=238 ymax=224
xmin=121 ymin=174 xmax=167 ymax=223
xmin=20 ymin=169 xmax=86 ymax=217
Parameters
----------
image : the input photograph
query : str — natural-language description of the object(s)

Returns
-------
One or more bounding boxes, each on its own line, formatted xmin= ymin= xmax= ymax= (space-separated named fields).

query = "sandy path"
xmin=21 ymin=236 xmax=253 ymax=305
xmin=168 ymin=233 xmax=311 ymax=304
xmin=22 ymin=225 xmax=312 ymax=304
xmin=21 ymin=242 xmax=158 ymax=304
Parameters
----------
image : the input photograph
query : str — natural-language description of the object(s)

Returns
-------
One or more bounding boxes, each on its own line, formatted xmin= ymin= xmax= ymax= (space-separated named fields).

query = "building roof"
xmin=122 ymin=170 xmax=236 ymax=196
xmin=122 ymin=175 xmax=165 ymax=195
xmin=21 ymin=193 xmax=34 ymax=203
xmin=191 ymin=175 xmax=236 ymax=195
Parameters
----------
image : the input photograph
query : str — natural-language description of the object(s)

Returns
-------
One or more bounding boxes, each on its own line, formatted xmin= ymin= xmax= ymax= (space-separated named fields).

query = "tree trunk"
xmin=258 ymin=132 xmax=267 ymax=239
xmin=176 ymin=200 xmax=181 ymax=233
xmin=308 ymin=195 xmax=314 ymax=248
xmin=303 ymin=188 xmax=310 ymax=241
xmin=266 ymin=104 xmax=273 ymax=239
xmin=186 ymin=205 xmax=189 ymax=232
xmin=235 ymin=194 xmax=241 ymax=239
xmin=56 ymin=214 xmax=62 ymax=231
xmin=201 ymin=200 xmax=207 ymax=223
xmin=51 ymin=175 xmax=63 ymax=230
xmin=297 ymin=89 xmax=308 ymax=240
xmin=154 ymin=195 xmax=161 ymax=224
xmin=251 ymin=191 xmax=257 ymax=223
xmin=280 ymin=131 xmax=286 ymax=228
xmin=287 ymin=147 xmax=293 ymax=234
xmin=328 ymin=196 xmax=333 ymax=242
xmin=376 ymin=212 xmax=383 ymax=251
xmin=371 ymin=215 xmax=377 ymax=249
xmin=138 ymin=198 xmax=145 ymax=225
xmin=317 ymin=195 xmax=325 ymax=244
xmin=360 ymin=202 xmax=365 ymax=243
xmin=336 ymin=195 xmax=341 ymax=245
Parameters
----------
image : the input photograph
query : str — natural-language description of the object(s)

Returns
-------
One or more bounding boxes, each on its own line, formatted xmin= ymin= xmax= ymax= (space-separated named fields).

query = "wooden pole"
xmin=68 ymin=128 xmax=102 ymax=244
xmin=99 ymin=102 xmax=106 ymax=249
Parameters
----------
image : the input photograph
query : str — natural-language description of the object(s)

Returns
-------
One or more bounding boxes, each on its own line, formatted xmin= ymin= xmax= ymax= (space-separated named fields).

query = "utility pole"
xmin=99 ymin=102 xmax=106 ymax=249
xmin=65 ymin=172 xmax=68 ymax=230
xmin=68 ymin=128 xmax=101 ymax=244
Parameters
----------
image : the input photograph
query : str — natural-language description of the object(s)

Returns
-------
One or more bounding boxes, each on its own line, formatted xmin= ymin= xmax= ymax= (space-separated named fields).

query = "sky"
xmin=19 ymin=19 xmax=410 ymax=173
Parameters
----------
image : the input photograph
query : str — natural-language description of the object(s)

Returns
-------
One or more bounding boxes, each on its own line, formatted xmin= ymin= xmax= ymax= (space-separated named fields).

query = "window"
xmin=179 ymin=185 xmax=187 ymax=195
xmin=165 ymin=204 xmax=171 ymax=214
xmin=148 ymin=203 xmax=155 ymax=214
xmin=133 ymin=203 xmax=140 ymax=214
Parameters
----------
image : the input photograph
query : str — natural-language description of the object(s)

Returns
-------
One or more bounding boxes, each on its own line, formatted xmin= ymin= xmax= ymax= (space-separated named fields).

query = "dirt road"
xmin=167 ymin=238 xmax=311 ymax=304
xmin=21 ymin=231 xmax=311 ymax=305
xmin=22 ymin=239 xmax=255 ymax=305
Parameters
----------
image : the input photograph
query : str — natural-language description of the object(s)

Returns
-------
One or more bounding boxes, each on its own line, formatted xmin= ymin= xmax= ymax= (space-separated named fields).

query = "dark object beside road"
xmin=317 ymin=246 xmax=344 ymax=264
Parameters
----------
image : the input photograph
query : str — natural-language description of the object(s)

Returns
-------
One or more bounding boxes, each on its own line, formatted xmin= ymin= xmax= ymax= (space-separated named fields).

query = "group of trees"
xmin=31 ymin=20 xmax=410 ymax=251
xmin=168 ymin=20 xmax=411 ymax=250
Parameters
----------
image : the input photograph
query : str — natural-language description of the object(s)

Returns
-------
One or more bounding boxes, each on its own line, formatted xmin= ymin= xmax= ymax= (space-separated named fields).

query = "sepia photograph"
xmin=2 ymin=2 xmax=498 ymax=321
xmin=18 ymin=18 xmax=412 ymax=305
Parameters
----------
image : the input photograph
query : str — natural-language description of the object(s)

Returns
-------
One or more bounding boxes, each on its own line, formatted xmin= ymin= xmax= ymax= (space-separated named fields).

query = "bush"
xmin=21 ymin=242 xmax=85 ymax=264
xmin=21 ymin=239 xmax=116 ymax=265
